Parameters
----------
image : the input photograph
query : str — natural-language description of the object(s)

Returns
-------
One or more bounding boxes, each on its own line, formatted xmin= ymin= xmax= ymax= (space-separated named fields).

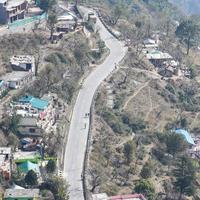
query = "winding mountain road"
xmin=63 ymin=7 xmax=127 ymax=200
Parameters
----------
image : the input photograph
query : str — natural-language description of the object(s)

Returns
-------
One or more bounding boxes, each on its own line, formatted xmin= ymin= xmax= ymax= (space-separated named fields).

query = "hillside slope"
xmin=169 ymin=0 xmax=200 ymax=15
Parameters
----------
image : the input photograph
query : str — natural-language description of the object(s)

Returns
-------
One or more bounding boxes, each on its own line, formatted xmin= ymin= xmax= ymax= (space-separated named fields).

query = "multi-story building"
xmin=0 ymin=0 xmax=28 ymax=24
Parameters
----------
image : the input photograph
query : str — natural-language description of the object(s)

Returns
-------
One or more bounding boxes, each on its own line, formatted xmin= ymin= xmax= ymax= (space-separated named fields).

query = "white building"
xmin=143 ymin=38 xmax=158 ymax=49
xmin=1 ymin=71 xmax=34 ymax=89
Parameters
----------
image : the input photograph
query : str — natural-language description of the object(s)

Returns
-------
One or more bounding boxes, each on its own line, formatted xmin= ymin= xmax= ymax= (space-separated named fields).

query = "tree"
xmin=40 ymin=177 xmax=69 ymax=200
xmin=175 ymin=18 xmax=200 ymax=55
xmin=123 ymin=140 xmax=135 ymax=164
xmin=34 ymin=48 xmax=41 ymax=76
xmin=134 ymin=179 xmax=155 ymax=200
xmin=165 ymin=133 xmax=187 ymax=157
xmin=7 ymin=133 xmax=19 ymax=150
xmin=2 ymin=114 xmax=21 ymax=135
xmin=110 ymin=4 xmax=123 ymax=25
xmin=38 ymin=0 xmax=56 ymax=12
xmin=25 ymin=170 xmax=38 ymax=186
xmin=46 ymin=159 xmax=56 ymax=173
xmin=97 ymin=40 xmax=105 ymax=54
xmin=47 ymin=12 xmax=57 ymax=43
xmin=180 ymin=118 xmax=188 ymax=129
xmin=174 ymin=156 xmax=197 ymax=200
xmin=140 ymin=161 xmax=153 ymax=179
xmin=11 ymin=169 xmax=25 ymax=186
xmin=87 ymin=168 xmax=101 ymax=193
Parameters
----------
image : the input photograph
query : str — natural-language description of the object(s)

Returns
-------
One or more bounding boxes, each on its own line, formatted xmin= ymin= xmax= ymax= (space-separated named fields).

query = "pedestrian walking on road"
xmin=84 ymin=123 xmax=87 ymax=129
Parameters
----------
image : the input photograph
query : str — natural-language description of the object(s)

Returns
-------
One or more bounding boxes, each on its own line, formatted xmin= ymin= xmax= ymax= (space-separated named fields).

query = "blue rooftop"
xmin=31 ymin=98 xmax=49 ymax=110
xmin=175 ymin=129 xmax=195 ymax=145
xmin=18 ymin=95 xmax=49 ymax=110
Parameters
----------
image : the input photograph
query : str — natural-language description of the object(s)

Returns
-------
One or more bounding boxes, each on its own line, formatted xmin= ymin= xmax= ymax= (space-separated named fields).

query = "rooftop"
xmin=4 ymin=189 xmax=39 ymax=198
xmin=10 ymin=55 xmax=35 ymax=65
xmin=175 ymin=129 xmax=195 ymax=145
xmin=144 ymin=38 xmax=156 ymax=45
xmin=31 ymin=98 xmax=49 ymax=110
xmin=0 ymin=0 xmax=6 ymax=4
xmin=146 ymin=50 xmax=173 ymax=60
xmin=14 ymin=151 xmax=40 ymax=161
xmin=58 ymin=14 xmax=74 ymax=21
xmin=0 ymin=147 xmax=11 ymax=155
xmin=19 ymin=117 xmax=37 ymax=127
xmin=7 ymin=0 xmax=26 ymax=9
xmin=1 ymin=71 xmax=31 ymax=82
xmin=19 ymin=95 xmax=49 ymax=110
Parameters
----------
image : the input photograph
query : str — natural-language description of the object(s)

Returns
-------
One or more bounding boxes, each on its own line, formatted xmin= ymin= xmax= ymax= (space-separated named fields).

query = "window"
xmin=29 ymin=128 xmax=35 ymax=133
xmin=26 ymin=63 xmax=32 ymax=70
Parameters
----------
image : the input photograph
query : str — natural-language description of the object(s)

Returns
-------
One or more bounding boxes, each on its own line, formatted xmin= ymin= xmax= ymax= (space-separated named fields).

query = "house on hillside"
xmin=11 ymin=94 xmax=57 ymax=133
xmin=4 ymin=189 xmax=40 ymax=200
xmin=10 ymin=95 xmax=50 ymax=121
xmin=56 ymin=14 xmax=77 ymax=35
xmin=0 ymin=147 xmax=12 ymax=180
xmin=10 ymin=55 xmax=35 ymax=74
xmin=1 ymin=71 xmax=34 ymax=89
xmin=17 ymin=95 xmax=50 ymax=114
xmin=87 ymin=12 xmax=97 ymax=23
xmin=145 ymin=50 xmax=173 ymax=67
xmin=18 ymin=117 xmax=43 ymax=137
xmin=0 ymin=0 xmax=28 ymax=24
xmin=143 ymin=38 xmax=158 ymax=50
xmin=56 ymin=21 xmax=76 ymax=33
xmin=27 ymin=6 xmax=43 ymax=17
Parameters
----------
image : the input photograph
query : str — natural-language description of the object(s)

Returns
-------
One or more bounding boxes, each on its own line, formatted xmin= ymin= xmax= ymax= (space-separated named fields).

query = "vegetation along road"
xmin=63 ymin=6 xmax=127 ymax=200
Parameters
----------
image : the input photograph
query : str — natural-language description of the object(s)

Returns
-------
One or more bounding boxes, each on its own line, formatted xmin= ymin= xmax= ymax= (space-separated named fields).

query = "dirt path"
xmin=123 ymin=80 xmax=150 ymax=110
xmin=145 ymin=86 xmax=152 ymax=121
xmin=191 ymin=112 xmax=200 ymax=127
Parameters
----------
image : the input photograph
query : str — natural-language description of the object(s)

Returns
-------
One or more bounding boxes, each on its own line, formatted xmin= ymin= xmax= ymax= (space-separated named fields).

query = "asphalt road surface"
xmin=63 ymin=7 xmax=127 ymax=200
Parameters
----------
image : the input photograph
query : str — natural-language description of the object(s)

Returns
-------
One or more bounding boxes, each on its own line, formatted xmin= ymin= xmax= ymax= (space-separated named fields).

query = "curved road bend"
xmin=63 ymin=7 xmax=127 ymax=200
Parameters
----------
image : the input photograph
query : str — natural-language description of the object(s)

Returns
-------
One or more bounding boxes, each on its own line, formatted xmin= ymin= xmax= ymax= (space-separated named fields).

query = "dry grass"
xmin=124 ymin=82 xmax=178 ymax=132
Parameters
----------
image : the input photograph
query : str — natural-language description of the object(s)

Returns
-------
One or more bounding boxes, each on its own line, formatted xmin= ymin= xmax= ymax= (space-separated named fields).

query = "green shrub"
xmin=134 ymin=179 xmax=155 ymax=200
xmin=140 ymin=162 xmax=153 ymax=179
xmin=121 ymin=114 xmax=146 ymax=132
xmin=102 ymin=108 xmax=130 ymax=134
xmin=45 ymin=53 xmax=59 ymax=65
